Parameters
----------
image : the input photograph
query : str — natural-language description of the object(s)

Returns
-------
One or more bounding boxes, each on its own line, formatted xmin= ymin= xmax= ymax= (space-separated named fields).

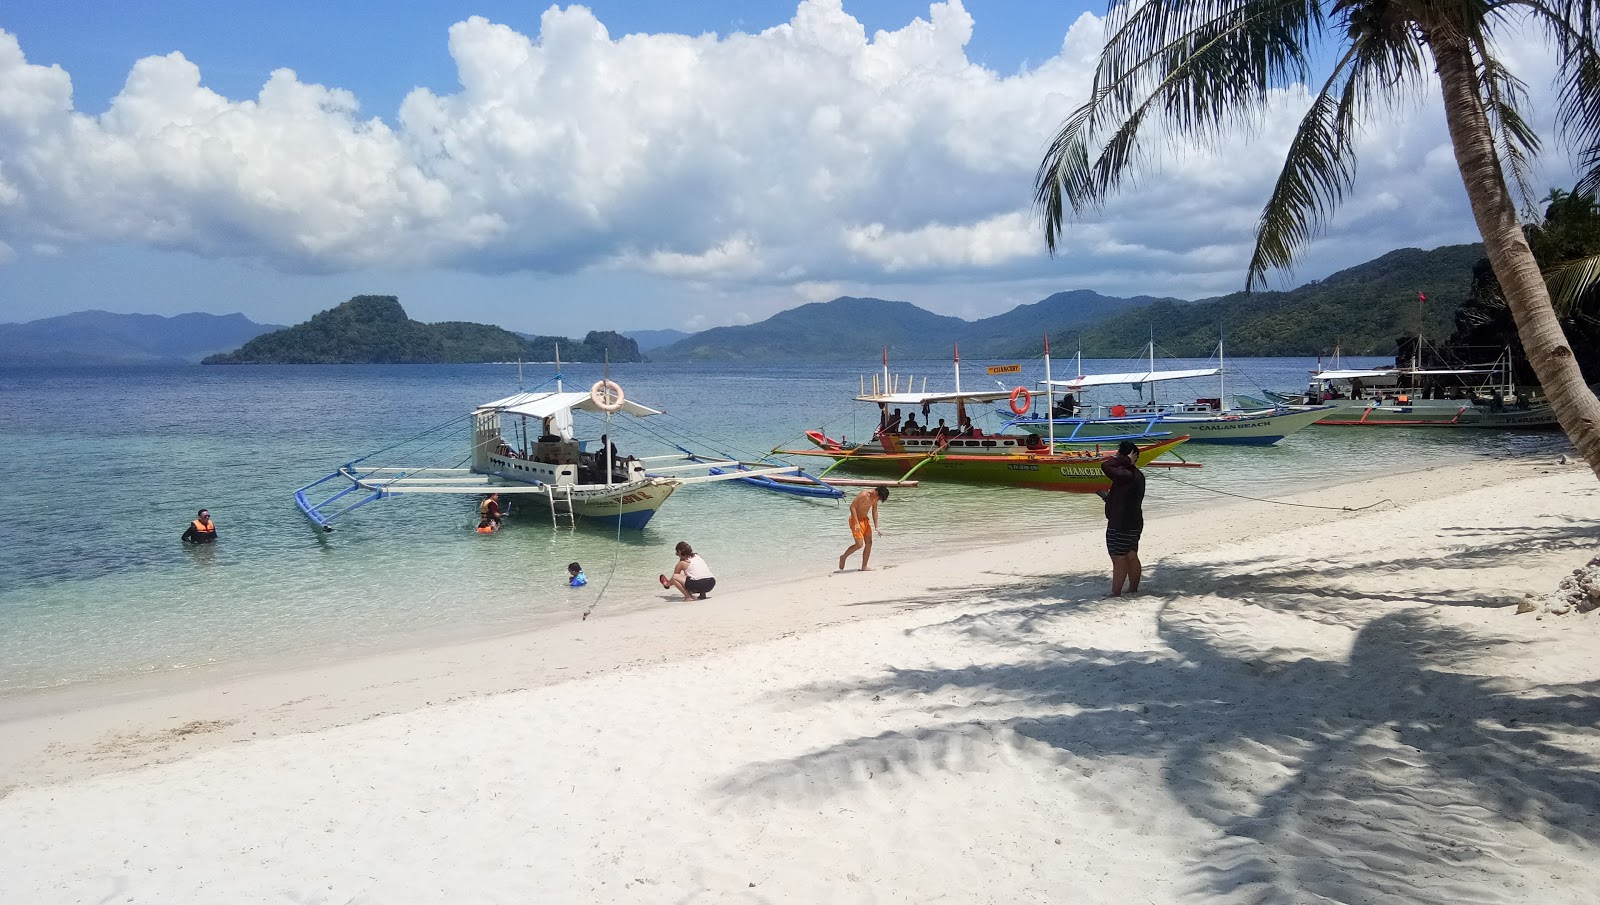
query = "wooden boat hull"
xmin=792 ymin=432 xmax=1189 ymax=492
xmin=1008 ymin=405 xmax=1332 ymax=446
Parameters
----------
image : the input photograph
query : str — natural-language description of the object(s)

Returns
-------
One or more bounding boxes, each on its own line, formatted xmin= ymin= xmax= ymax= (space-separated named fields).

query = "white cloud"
xmin=0 ymin=1 xmax=1578 ymax=315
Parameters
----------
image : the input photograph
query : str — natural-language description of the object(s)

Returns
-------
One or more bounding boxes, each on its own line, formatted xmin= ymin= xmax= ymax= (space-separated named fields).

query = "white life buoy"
xmin=590 ymin=379 xmax=625 ymax=412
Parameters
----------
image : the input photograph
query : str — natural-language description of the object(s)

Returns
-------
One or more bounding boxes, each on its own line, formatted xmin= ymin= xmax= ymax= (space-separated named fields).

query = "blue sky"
xmin=0 ymin=1 xmax=1563 ymax=336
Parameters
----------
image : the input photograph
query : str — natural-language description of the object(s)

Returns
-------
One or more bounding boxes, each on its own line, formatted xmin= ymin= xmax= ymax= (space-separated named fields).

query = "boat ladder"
xmin=548 ymin=484 xmax=576 ymax=529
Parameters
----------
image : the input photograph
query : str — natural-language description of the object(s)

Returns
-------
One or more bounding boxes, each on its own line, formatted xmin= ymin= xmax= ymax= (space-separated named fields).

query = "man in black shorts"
xmin=1099 ymin=440 xmax=1145 ymax=596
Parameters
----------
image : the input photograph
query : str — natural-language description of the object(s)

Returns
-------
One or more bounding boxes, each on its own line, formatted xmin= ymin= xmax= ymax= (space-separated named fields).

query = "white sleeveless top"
xmin=684 ymin=554 xmax=714 ymax=581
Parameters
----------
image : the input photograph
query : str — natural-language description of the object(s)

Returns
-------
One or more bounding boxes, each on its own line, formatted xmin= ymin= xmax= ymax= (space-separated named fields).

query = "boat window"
xmin=982 ymin=440 xmax=996 ymax=447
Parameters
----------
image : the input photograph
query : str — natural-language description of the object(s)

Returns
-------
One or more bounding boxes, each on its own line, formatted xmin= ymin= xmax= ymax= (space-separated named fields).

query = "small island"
xmin=202 ymin=295 xmax=640 ymax=364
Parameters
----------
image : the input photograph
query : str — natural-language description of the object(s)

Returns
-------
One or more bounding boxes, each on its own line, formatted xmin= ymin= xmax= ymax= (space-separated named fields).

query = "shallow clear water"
xmin=0 ymin=359 xmax=1565 ymax=695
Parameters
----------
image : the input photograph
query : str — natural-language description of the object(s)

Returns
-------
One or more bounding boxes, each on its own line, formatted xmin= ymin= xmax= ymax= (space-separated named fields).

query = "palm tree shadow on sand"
xmin=714 ymin=555 xmax=1600 ymax=904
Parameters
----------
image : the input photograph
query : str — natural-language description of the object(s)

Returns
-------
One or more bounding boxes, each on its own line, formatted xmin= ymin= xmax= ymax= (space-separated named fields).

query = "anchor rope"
xmin=1152 ymin=469 xmax=1393 ymax=512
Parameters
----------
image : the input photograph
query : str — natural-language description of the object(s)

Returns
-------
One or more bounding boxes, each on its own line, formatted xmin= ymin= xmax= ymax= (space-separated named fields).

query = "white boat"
xmin=296 ymin=362 xmax=831 ymax=532
xmin=1249 ymin=344 xmax=1561 ymax=430
xmin=1005 ymin=341 xmax=1334 ymax=446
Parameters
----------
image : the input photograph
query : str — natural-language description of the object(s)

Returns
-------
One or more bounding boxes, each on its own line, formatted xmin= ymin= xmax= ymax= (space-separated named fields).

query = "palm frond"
xmin=1477 ymin=48 xmax=1542 ymax=212
xmin=1517 ymin=0 xmax=1600 ymax=194
xmin=1246 ymin=49 xmax=1361 ymax=289
xmin=1545 ymin=252 xmax=1600 ymax=314
xmin=1037 ymin=0 xmax=1328 ymax=251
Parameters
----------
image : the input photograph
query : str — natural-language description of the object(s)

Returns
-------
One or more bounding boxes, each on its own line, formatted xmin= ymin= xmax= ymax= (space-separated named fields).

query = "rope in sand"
xmin=1153 ymin=469 xmax=1393 ymax=512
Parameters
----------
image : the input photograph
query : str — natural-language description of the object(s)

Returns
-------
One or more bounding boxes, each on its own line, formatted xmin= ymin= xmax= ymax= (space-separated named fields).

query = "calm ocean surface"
xmin=0 ymin=358 xmax=1564 ymax=695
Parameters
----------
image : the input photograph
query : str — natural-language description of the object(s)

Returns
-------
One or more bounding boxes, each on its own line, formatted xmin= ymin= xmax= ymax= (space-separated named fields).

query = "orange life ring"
xmin=1008 ymin=386 xmax=1032 ymax=415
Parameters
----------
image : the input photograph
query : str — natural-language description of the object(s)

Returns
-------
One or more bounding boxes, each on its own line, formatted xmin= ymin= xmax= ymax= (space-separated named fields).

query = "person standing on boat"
xmin=479 ymin=492 xmax=503 ymax=529
xmin=838 ymin=486 xmax=888 ymax=572
xmin=661 ymin=542 xmax=716 ymax=600
xmin=1099 ymin=441 xmax=1144 ymax=596
xmin=182 ymin=509 xmax=217 ymax=544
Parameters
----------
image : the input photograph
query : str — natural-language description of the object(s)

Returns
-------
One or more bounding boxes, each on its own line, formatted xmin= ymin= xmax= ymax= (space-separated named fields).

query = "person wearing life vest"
xmin=478 ymin=493 xmax=502 ymax=529
xmin=182 ymin=509 xmax=217 ymax=544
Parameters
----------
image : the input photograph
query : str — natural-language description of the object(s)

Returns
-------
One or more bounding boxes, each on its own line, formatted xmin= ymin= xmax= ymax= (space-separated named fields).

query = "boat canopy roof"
xmin=1045 ymin=367 xmax=1221 ymax=390
xmin=1313 ymin=367 xmax=1494 ymax=381
xmin=856 ymin=390 xmax=1014 ymax=405
xmin=475 ymin=390 xmax=664 ymax=418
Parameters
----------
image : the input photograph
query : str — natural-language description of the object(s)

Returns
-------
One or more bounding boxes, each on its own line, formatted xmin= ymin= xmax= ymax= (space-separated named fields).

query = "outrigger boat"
xmin=295 ymin=364 xmax=838 ymax=532
xmin=1246 ymin=343 xmax=1560 ymax=429
xmin=1004 ymin=339 xmax=1334 ymax=446
xmin=778 ymin=347 xmax=1191 ymax=492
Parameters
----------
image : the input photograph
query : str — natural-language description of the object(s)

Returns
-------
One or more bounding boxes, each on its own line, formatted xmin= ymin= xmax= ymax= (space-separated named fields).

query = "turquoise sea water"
xmin=0 ymin=359 xmax=1565 ymax=695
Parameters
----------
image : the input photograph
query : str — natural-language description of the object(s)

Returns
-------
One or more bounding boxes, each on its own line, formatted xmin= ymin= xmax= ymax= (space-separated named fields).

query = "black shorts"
xmin=685 ymin=577 xmax=716 ymax=595
xmin=1106 ymin=525 xmax=1142 ymax=556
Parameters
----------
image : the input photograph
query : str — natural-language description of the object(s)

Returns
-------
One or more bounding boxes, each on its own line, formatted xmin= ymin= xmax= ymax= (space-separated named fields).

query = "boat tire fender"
xmin=590 ymin=379 xmax=626 ymax=412
xmin=1008 ymin=386 xmax=1031 ymax=416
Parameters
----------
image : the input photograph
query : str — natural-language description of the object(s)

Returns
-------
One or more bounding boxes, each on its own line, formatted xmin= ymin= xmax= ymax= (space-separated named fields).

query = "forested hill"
xmin=651 ymin=243 xmax=1485 ymax=361
xmin=651 ymin=291 xmax=1175 ymax=361
xmin=1061 ymin=244 xmax=1487 ymax=357
xmin=203 ymin=296 xmax=640 ymax=364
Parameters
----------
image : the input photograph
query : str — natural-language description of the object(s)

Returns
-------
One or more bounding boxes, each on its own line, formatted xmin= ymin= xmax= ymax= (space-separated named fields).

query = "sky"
xmin=0 ymin=1 xmax=1580 ymax=335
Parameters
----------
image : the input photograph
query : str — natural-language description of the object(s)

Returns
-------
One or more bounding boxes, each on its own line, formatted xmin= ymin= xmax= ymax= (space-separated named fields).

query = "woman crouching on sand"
xmin=661 ymin=542 xmax=716 ymax=601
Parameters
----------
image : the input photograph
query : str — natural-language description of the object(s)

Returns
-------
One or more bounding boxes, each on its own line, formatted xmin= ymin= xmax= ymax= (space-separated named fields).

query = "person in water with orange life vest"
xmin=478 ymin=493 xmax=502 ymax=531
xmin=182 ymin=509 xmax=217 ymax=543
xmin=838 ymin=486 xmax=888 ymax=571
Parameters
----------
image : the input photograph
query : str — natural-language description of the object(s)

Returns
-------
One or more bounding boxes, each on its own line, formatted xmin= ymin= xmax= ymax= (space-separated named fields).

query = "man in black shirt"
xmin=1099 ymin=441 xmax=1145 ymax=596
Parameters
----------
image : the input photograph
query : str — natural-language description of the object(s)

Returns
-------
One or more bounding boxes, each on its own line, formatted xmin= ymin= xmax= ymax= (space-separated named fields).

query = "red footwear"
xmin=658 ymin=574 xmax=669 ymax=588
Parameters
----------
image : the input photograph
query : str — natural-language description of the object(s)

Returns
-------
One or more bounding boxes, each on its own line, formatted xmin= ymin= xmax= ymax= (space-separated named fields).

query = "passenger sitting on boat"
xmin=935 ymin=418 xmax=950 ymax=439
xmin=1490 ymin=390 xmax=1505 ymax=413
xmin=182 ymin=509 xmax=217 ymax=544
xmin=1053 ymin=393 xmax=1077 ymax=418
xmin=900 ymin=415 xmax=919 ymax=435
xmin=1514 ymin=390 xmax=1530 ymax=410
xmin=887 ymin=408 xmax=903 ymax=433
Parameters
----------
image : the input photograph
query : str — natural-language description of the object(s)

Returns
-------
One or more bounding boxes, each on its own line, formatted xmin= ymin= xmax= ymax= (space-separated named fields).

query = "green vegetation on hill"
xmin=1052 ymin=245 xmax=1485 ymax=358
xmin=652 ymin=291 xmax=1168 ymax=361
xmin=655 ymin=297 xmax=969 ymax=362
xmin=203 ymin=296 xmax=640 ymax=364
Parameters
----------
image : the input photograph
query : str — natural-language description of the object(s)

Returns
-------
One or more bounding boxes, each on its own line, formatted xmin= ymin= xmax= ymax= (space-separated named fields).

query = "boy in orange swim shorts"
xmin=838 ymin=485 xmax=888 ymax=571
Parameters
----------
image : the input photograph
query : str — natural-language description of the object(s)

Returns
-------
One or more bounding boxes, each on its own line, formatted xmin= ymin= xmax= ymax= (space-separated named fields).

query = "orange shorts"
xmin=850 ymin=516 xmax=871 ymax=540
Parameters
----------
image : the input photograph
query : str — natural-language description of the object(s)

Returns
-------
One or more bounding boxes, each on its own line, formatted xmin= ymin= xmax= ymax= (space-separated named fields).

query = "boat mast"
xmin=1148 ymin=330 xmax=1156 ymax=405
xmin=1043 ymin=334 xmax=1055 ymax=448
xmin=1218 ymin=335 xmax=1226 ymax=412
xmin=555 ymin=342 xmax=563 ymax=393
xmin=953 ymin=343 xmax=965 ymax=427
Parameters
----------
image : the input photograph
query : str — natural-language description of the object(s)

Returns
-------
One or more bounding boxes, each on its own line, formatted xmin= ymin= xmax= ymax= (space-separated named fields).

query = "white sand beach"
xmin=3 ymin=456 xmax=1598 ymax=904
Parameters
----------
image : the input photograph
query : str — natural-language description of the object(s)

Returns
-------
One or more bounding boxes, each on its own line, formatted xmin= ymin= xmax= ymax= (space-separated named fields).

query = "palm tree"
xmin=1036 ymin=0 xmax=1600 ymax=478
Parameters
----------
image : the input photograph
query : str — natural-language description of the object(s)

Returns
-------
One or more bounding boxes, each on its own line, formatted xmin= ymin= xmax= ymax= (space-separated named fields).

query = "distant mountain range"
xmin=205 ymin=296 xmax=642 ymax=364
xmin=623 ymin=328 xmax=693 ymax=352
xmin=651 ymin=289 xmax=1179 ymax=361
xmin=652 ymin=243 xmax=1485 ymax=361
xmin=0 ymin=310 xmax=283 ymax=365
xmin=7 ymin=242 xmax=1488 ymax=366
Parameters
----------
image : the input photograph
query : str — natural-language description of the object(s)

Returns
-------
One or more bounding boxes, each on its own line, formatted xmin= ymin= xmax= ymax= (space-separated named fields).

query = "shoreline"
xmin=1 ymin=450 xmax=1585 ymax=792
xmin=0 ymin=431 xmax=1529 ymax=702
